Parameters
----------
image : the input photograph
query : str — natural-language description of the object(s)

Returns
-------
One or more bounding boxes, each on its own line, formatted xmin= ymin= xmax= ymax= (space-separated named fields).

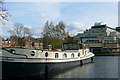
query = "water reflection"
xmin=53 ymin=56 xmax=118 ymax=78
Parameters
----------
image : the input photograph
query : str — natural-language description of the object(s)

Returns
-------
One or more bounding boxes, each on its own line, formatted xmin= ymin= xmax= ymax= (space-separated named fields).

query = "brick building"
xmin=0 ymin=37 xmax=43 ymax=49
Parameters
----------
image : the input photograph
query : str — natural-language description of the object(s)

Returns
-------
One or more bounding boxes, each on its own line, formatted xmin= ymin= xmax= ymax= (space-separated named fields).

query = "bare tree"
xmin=0 ymin=0 xmax=10 ymax=24
xmin=8 ymin=23 xmax=32 ymax=47
xmin=9 ymin=23 xmax=32 ymax=38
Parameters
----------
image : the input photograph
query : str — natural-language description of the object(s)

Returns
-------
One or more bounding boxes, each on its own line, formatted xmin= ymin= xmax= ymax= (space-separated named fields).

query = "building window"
xmin=9 ymin=41 xmax=11 ymax=43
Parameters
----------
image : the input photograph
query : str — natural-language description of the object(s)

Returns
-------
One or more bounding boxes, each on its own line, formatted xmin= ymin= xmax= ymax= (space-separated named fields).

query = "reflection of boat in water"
xmin=1 ymin=42 xmax=94 ymax=79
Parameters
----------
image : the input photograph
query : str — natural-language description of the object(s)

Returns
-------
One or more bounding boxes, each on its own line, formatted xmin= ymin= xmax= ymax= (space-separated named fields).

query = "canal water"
xmin=50 ymin=56 xmax=118 ymax=79
xmin=2 ymin=56 xmax=119 ymax=80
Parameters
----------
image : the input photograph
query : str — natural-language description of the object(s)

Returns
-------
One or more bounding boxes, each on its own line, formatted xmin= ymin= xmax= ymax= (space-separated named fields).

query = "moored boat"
xmin=1 ymin=42 xmax=94 ymax=79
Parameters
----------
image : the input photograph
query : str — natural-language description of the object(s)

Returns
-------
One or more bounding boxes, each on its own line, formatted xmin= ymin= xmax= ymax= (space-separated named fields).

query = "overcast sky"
xmin=1 ymin=2 xmax=118 ymax=38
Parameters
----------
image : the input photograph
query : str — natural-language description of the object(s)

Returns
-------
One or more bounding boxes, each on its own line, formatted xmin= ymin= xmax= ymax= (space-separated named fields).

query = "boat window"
xmin=31 ymin=51 xmax=35 ymax=56
xmin=63 ymin=53 xmax=67 ymax=58
xmin=9 ymin=49 xmax=16 ymax=54
xmin=45 ymin=52 xmax=48 ymax=57
xmin=71 ymin=53 xmax=74 ymax=58
xmin=55 ymin=53 xmax=59 ymax=58
xmin=62 ymin=43 xmax=80 ymax=50
xmin=85 ymin=51 xmax=86 ymax=55
xmin=78 ymin=53 xmax=80 ymax=57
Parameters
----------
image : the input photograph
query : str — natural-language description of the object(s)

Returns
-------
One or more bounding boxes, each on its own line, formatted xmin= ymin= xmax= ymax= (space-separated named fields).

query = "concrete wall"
xmin=84 ymin=43 xmax=104 ymax=48
xmin=104 ymin=44 xmax=120 ymax=48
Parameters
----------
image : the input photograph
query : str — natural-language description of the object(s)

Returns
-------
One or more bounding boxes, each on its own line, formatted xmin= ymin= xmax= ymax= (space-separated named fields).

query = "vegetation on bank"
xmin=2 ymin=20 xmax=70 ymax=49
xmin=41 ymin=21 xmax=69 ymax=49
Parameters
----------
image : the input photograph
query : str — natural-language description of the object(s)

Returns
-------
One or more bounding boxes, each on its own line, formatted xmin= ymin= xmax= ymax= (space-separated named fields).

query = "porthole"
xmin=31 ymin=51 xmax=35 ymax=56
xmin=63 ymin=53 xmax=67 ymax=58
xmin=9 ymin=49 xmax=16 ymax=54
xmin=71 ymin=53 xmax=74 ymax=58
xmin=78 ymin=53 xmax=80 ymax=57
xmin=45 ymin=52 xmax=48 ymax=57
xmin=55 ymin=53 xmax=59 ymax=58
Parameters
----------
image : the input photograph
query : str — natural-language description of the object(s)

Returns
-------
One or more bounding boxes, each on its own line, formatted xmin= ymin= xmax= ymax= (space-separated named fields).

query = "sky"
xmin=1 ymin=2 xmax=118 ymax=38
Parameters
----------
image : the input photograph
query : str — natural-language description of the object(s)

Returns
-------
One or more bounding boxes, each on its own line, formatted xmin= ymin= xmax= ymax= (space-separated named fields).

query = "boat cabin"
xmin=62 ymin=42 xmax=84 ymax=50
